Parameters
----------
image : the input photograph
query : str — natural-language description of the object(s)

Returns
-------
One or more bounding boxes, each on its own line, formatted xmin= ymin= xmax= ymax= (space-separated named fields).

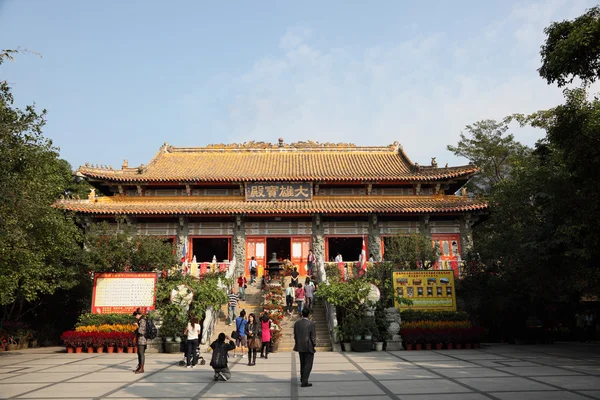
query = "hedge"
xmin=75 ymin=313 xmax=136 ymax=327
xmin=400 ymin=310 xmax=470 ymax=322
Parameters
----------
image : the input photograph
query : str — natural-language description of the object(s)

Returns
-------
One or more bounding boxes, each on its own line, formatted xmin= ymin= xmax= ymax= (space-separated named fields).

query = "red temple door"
xmin=432 ymin=234 xmax=461 ymax=276
xmin=291 ymin=237 xmax=311 ymax=275
xmin=246 ymin=237 xmax=266 ymax=277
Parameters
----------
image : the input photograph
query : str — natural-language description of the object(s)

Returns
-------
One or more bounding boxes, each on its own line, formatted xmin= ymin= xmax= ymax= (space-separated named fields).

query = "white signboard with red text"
xmin=92 ymin=272 xmax=157 ymax=314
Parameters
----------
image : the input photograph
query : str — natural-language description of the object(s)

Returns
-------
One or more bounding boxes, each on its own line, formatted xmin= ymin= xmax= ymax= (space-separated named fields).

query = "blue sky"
xmin=1 ymin=0 xmax=596 ymax=170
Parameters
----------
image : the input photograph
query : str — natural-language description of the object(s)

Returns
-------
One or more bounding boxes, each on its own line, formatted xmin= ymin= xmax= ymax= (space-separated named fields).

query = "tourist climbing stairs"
xmin=208 ymin=277 xmax=332 ymax=352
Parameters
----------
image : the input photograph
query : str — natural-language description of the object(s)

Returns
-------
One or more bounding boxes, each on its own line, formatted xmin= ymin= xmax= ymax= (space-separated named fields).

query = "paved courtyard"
xmin=1 ymin=343 xmax=600 ymax=399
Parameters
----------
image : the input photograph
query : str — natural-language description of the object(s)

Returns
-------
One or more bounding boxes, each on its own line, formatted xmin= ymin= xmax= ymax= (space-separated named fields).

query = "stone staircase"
xmin=211 ymin=282 xmax=263 ymax=341
xmin=208 ymin=277 xmax=332 ymax=352
xmin=277 ymin=301 xmax=332 ymax=352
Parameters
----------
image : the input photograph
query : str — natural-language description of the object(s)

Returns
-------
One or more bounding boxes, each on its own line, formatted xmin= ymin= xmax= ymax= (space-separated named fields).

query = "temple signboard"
xmin=91 ymin=272 xmax=157 ymax=314
xmin=246 ymin=182 xmax=312 ymax=201
xmin=392 ymin=270 xmax=457 ymax=311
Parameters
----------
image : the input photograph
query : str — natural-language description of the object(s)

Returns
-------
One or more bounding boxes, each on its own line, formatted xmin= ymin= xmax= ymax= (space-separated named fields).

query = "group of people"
xmin=286 ymin=269 xmax=317 ymax=315
xmin=211 ymin=307 xmax=317 ymax=387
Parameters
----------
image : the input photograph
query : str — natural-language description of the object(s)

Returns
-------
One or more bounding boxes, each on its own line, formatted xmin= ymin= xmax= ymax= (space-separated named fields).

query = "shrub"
xmin=75 ymin=313 xmax=135 ymax=327
xmin=400 ymin=310 xmax=470 ymax=322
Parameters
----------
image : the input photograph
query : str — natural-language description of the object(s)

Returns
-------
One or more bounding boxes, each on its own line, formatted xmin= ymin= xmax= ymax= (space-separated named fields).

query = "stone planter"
xmin=164 ymin=341 xmax=180 ymax=353
xmin=351 ymin=340 xmax=372 ymax=352
xmin=374 ymin=342 xmax=384 ymax=351
xmin=342 ymin=342 xmax=352 ymax=352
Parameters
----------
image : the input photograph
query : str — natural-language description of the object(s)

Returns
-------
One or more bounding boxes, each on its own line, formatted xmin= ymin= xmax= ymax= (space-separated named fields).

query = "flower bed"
xmin=60 ymin=331 xmax=135 ymax=353
xmin=262 ymin=284 xmax=285 ymax=346
xmin=401 ymin=324 xmax=484 ymax=350
xmin=75 ymin=324 xmax=137 ymax=333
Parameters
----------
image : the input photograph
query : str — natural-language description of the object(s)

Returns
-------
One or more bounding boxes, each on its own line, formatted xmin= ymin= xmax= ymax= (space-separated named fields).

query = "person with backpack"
xmin=133 ymin=308 xmax=148 ymax=374
xmin=233 ymin=310 xmax=248 ymax=358
xmin=249 ymin=256 xmax=258 ymax=284
xmin=210 ymin=333 xmax=236 ymax=381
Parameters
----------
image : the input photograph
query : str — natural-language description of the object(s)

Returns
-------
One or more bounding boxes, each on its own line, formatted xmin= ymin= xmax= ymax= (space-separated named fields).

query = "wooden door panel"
xmin=246 ymin=237 xmax=266 ymax=277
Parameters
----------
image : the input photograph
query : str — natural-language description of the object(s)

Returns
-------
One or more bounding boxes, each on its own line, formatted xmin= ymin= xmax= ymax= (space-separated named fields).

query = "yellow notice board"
xmin=392 ymin=270 xmax=456 ymax=311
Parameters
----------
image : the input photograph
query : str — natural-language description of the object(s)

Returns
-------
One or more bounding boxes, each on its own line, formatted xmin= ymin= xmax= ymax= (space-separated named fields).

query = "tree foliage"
xmin=539 ymin=6 xmax=600 ymax=87
xmin=83 ymin=217 xmax=179 ymax=273
xmin=447 ymin=119 xmax=530 ymax=193
xmin=383 ymin=234 xmax=439 ymax=269
xmin=0 ymin=50 xmax=87 ymax=322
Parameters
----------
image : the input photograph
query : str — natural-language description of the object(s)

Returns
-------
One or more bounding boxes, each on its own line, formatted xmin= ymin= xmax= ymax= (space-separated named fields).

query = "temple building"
xmin=59 ymin=139 xmax=487 ymax=276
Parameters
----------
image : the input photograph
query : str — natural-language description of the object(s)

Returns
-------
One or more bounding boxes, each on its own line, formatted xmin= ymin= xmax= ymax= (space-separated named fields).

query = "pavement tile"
xmin=355 ymin=361 xmax=417 ymax=370
xmin=311 ymin=362 xmax=358 ymax=371
xmin=429 ymin=367 xmax=512 ymax=378
xmin=39 ymin=364 xmax=113 ymax=373
xmin=203 ymin=382 xmax=290 ymax=397
xmin=300 ymin=370 xmax=369 ymax=382
xmin=496 ymin=365 xmax=584 ymax=376
xmin=368 ymin=368 xmax=438 ymax=380
xmin=0 ymin=383 xmax=48 ymax=399
xmin=399 ymin=394 xmax=490 ymax=400
xmin=412 ymin=360 xmax=481 ymax=369
xmin=455 ymin=376 xmax=555 ymax=392
xmin=492 ymin=391 xmax=591 ymax=400
xmin=577 ymin=391 xmax=600 ymax=399
xmin=0 ymin=372 xmax=85 ymax=383
xmin=533 ymin=375 xmax=600 ymax=390
xmin=295 ymin=380 xmax=384 ymax=397
xmin=18 ymin=382 xmax=126 ymax=398
xmin=563 ymin=365 xmax=600 ymax=375
xmin=381 ymin=378 xmax=470 ymax=394
xmin=107 ymin=382 xmax=206 ymax=398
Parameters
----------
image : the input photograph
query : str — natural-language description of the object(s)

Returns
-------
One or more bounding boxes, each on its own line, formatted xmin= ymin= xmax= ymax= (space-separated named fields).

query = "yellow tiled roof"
xmin=77 ymin=141 xmax=477 ymax=183
xmin=56 ymin=196 xmax=488 ymax=215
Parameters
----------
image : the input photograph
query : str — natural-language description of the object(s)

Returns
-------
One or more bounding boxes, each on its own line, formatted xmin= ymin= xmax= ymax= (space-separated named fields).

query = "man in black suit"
xmin=293 ymin=308 xmax=316 ymax=387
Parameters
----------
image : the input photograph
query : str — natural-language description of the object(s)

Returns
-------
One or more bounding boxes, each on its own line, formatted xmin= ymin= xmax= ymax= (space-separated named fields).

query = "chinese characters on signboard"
xmin=246 ymin=182 xmax=312 ymax=201
xmin=91 ymin=272 xmax=157 ymax=314
xmin=392 ymin=270 xmax=457 ymax=311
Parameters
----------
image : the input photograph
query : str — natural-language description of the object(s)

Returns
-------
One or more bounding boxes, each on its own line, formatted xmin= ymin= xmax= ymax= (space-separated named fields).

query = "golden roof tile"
xmin=56 ymin=195 xmax=488 ymax=215
xmin=78 ymin=141 xmax=477 ymax=183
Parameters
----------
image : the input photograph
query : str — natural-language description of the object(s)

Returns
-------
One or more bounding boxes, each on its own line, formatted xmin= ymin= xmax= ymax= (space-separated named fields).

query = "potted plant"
xmin=335 ymin=325 xmax=352 ymax=351
xmin=402 ymin=328 xmax=415 ymax=350
xmin=105 ymin=332 xmax=116 ymax=353
xmin=60 ymin=331 xmax=75 ymax=353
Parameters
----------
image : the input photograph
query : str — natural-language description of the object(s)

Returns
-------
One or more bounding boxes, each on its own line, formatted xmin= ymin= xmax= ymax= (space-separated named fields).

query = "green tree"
xmin=447 ymin=119 xmax=530 ymax=193
xmin=83 ymin=217 xmax=179 ymax=272
xmin=539 ymin=6 xmax=600 ymax=87
xmin=383 ymin=234 xmax=439 ymax=269
xmin=0 ymin=50 xmax=86 ymax=321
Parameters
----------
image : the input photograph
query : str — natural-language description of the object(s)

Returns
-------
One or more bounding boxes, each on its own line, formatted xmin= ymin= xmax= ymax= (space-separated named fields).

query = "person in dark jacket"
xmin=210 ymin=332 xmax=236 ymax=381
xmin=294 ymin=308 xmax=316 ymax=387
xmin=245 ymin=313 xmax=261 ymax=366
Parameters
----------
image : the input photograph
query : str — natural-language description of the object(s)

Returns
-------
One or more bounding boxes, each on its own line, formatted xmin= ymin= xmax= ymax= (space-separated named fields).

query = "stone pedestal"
xmin=385 ymin=307 xmax=403 ymax=350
